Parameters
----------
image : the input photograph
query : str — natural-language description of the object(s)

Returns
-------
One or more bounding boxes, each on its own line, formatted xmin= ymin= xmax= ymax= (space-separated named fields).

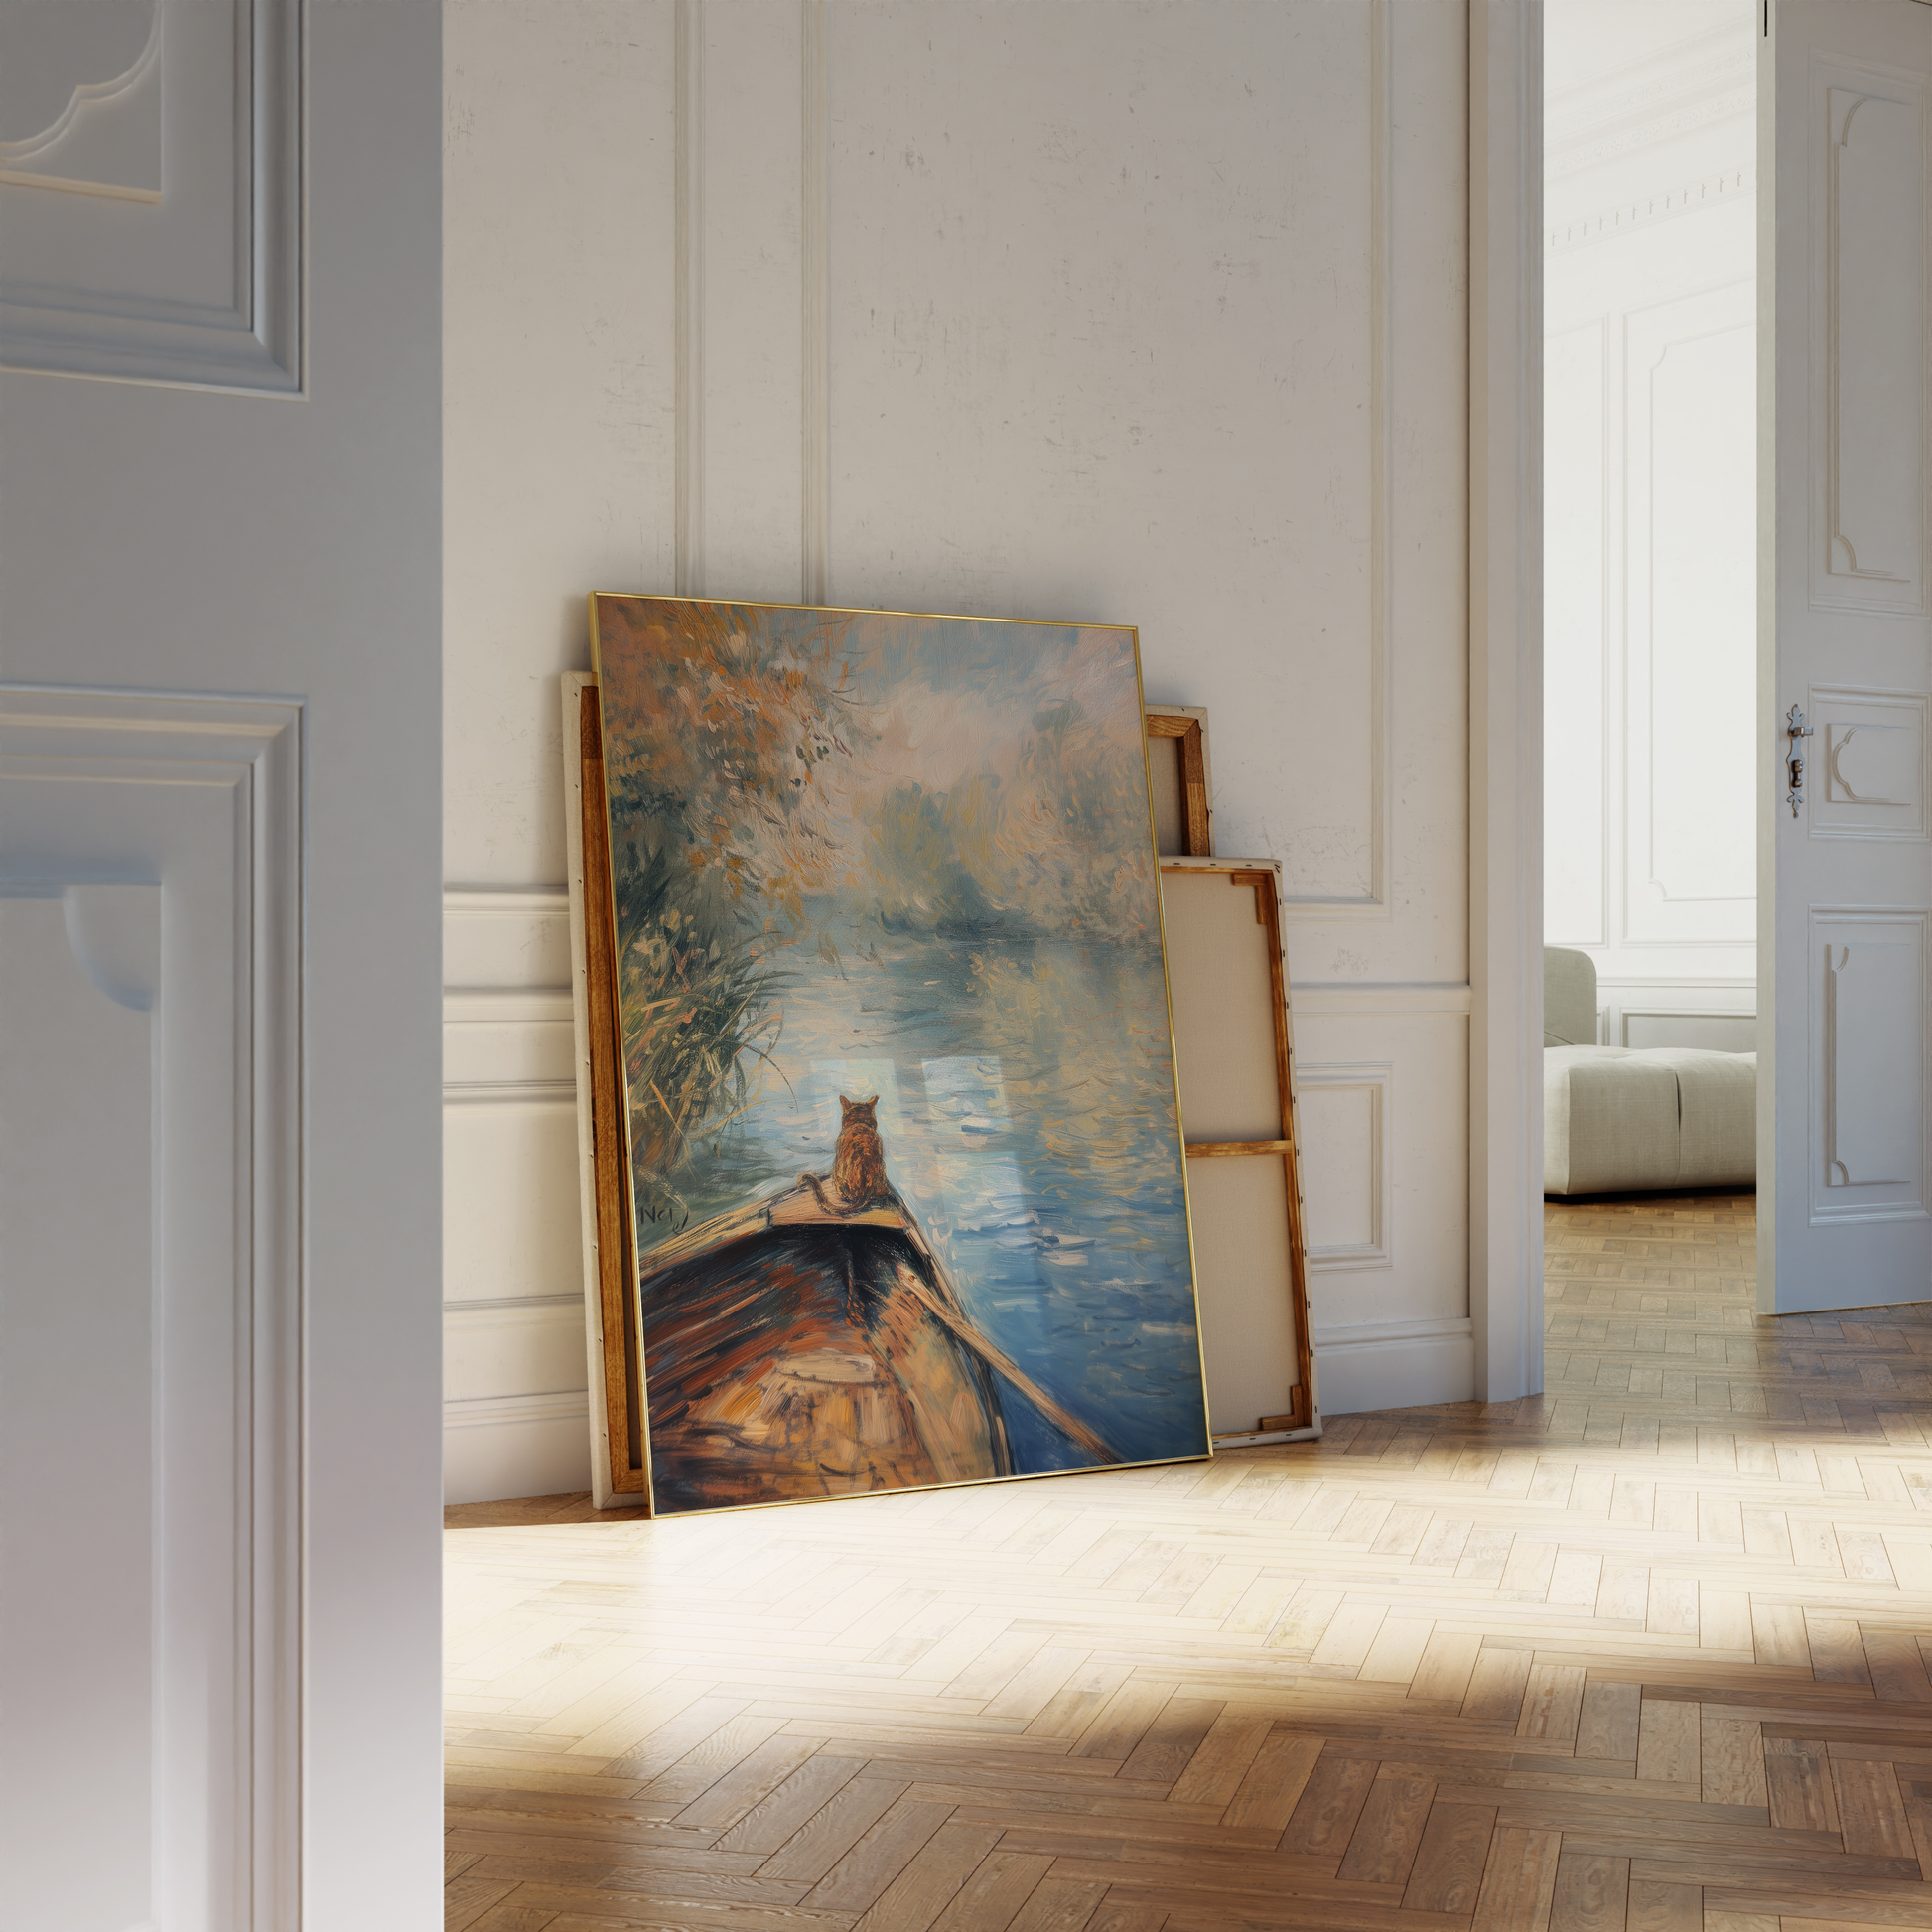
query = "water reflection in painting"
xmin=590 ymin=596 xmax=1207 ymax=1514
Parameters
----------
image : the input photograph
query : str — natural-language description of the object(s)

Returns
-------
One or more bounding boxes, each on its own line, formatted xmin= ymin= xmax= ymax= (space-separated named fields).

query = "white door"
xmin=0 ymin=3 xmax=444 ymax=1924
xmin=1763 ymin=0 xmax=1932 ymax=1311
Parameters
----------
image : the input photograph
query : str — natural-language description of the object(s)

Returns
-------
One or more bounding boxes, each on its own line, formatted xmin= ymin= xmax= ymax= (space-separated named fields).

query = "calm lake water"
xmin=641 ymin=932 xmax=1208 ymax=1471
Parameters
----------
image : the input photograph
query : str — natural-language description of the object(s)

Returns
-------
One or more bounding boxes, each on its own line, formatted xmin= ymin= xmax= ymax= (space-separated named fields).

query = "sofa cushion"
xmin=1645 ymin=1049 xmax=1756 ymax=1188
xmin=1545 ymin=1047 xmax=1682 ymax=1195
xmin=1544 ymin=1045 xmax=1755 ymax=1195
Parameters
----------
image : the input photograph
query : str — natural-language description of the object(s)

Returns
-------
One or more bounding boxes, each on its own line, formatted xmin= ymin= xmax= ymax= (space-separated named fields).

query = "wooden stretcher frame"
xmin=563 ymin=672 xmax=653 ymax=1507
xmin=1144 ymin=703 xmax=1213 ymax=857
xmin=1162 ymin=856 xmax=1320 ymax=1441
xmin=566 ymin=676 xmax=1272 ymax=1506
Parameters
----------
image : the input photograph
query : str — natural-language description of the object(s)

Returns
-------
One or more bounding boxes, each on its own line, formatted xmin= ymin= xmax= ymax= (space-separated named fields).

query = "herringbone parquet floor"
xmin=445 ymin=1195 xmax=1932 ymax=1932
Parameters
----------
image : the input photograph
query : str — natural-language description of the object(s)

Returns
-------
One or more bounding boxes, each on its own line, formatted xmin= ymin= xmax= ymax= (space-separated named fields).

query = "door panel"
xmin=1765 ymin=0 xmax=1932 ymax=1311
xmin=0 ymin=1 xmax=444 ymax=1922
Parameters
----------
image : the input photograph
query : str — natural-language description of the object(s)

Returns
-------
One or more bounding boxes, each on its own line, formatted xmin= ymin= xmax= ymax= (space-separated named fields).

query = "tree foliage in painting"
xmin=597 ymin=602 xmax=866 ymax=1223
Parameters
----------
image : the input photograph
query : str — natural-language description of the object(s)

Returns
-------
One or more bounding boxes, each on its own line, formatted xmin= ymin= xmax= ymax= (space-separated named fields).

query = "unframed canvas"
xmin=584 ymin=595 xmax=1212 ymax=1516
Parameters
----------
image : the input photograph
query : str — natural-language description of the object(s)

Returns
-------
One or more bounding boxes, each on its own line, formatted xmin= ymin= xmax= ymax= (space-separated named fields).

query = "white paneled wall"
xmin=442 ymin=893 xmax=592 ymax=1500
xmin=444 ymin=0 xmax=1477 ymax=1501
xmin=1543 ymin=0 xmax=1758 ymax=1046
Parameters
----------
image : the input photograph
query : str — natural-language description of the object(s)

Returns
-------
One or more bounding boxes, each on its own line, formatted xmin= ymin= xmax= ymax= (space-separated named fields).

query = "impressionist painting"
xmin=589 ymin=595 xmax=1208 ymax=1515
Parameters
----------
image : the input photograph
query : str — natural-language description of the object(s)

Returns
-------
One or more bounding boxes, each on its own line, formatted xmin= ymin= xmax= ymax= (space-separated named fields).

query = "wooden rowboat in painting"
xmin=636 ymin=1180 xmax=1120 ymax=1515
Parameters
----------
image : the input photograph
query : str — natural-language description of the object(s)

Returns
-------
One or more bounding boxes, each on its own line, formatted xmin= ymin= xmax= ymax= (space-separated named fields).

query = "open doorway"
xmin=1542 ymin=0 xmax=1761 ymax=1203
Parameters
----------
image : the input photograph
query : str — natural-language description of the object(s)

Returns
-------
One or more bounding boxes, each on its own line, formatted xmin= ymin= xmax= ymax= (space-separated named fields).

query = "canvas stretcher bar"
xmin=1159 ymin=857 xmax=1320 ymax=1442
xmin=563 ymin=671 xmax=652 ymax=1508
xmin=1144 ymin=704 xmax=1213 ymax=857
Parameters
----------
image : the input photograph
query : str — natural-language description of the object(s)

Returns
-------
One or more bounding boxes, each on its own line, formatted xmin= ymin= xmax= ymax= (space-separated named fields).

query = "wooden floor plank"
xmin=1404 ymin=1804 xmax=1500 ymax=1913
xmin=1335 ymin=1768 xmax=1436 ymax=1885
xmin=1220 ymin=1731 xmax=1324 ymax=1834
xmin=445 ymin=1196 xmax=1932 ymax=1932
xmin=1551 ymin=1854 xmax=1632 ymax=1932
xmin=1280 ymin=1752 xmax=1379 ymax=1857
xmin=1471 ymin=1826 xmax=1563 ymax=1932
xmin=928 ymin=1851 xmax=1054 ymax=1932
xmin=850 ymin=1820 xmax=1004 ymax=1932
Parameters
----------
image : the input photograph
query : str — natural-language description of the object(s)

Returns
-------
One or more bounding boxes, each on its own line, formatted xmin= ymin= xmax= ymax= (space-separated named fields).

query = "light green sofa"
xmin=1543 ymin=947 xmax=1756 ymax=1197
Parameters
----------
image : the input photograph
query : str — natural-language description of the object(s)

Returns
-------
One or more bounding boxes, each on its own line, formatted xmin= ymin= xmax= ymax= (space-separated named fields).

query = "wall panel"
xmin=443 ymin=0 xmax=1475 ymax=1493
xmin=1293 ymin=994 xmax=1470 ymax=1411
xmin=1543 ymin=319 xmax=1605 ymax=946
xmin=1624 ymin=283 xmax=1755 ymax=944
xmin=443 ymin=0 xmax=675 ymax=887
xmin=441 ymin=897 xmax=595 ymax=1503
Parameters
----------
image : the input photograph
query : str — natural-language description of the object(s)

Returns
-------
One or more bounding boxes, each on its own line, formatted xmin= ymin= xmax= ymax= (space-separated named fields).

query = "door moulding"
xmin=0 ymin=682 xmax=303 ymax=1924
xmin=1469 ymin=0 xmax=1545 ymax=1403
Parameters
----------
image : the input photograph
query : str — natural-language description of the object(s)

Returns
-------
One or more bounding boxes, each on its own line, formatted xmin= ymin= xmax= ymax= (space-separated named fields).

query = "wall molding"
xmin=445 ymin=988 xmax=574 ymax=1025
xmin=1547 ymin=168 xmax=1753 ymax=253
xmin=442 ymin=874 xmax=593 ymax=1500
xmin=1315 ymin=1312 xmax=1472 ymax=1350
xmin=445 ymin=1077 xmax=576 ymax=1109
xmin=444 ymin=887 xmax=571 ymax=915
xmin=0 ymin=0 xmax=303 ymax=392
xmin=446 ymin=1294 xmax=581 ymax=1320
xmin=674 ymin=0 xmax=707 ymax=595
xmin=1468 ymin=0 xmax=1545 ymax=1405
xmin=1283 ymin=0 xmax=1394 ymax=922
xmin=1614 ymin=1004 xmax=1757 ymax=1048
xmin=1293 ymin=982 xmax=1472 ymax=1017
xmin=800 ymin=0 xmax=829 ymax=605
xmin=1621 ymin=282 xmax=1757 ymax=944
xmin=1298 ymin=1060 xmax=1394 ymax=1271
xmin=445 ymin=1391 xmax=590 ymax=1431
xmin=1594 ymin=973 xmax=1755 ymax=989
xmin=1312 ymin=1315 xmax=1475 ymax=1415
xmin=444 ymin=887 xmax=573 ymax=994
xmin=1365 ymin=0 xmax=1395 ymax=919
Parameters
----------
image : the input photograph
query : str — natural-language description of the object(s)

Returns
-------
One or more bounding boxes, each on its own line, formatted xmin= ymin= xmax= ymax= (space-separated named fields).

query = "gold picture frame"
xmin=570 ymin=598 xmax=1216 ymax=1515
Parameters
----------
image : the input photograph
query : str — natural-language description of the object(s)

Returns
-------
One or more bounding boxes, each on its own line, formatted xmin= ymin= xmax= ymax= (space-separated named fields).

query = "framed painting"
xmin=580 ymin=596 xmax=1211 ymax=1515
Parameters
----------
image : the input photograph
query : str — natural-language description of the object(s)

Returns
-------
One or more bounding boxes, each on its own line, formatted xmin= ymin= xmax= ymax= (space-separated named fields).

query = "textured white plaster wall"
xmin=443 ymin=0 xmax=1475 ymax=1501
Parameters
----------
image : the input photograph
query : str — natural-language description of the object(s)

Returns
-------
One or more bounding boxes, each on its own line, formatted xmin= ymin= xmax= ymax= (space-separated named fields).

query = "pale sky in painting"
xmin=755 ymin=606 xmax=1162 ymax=946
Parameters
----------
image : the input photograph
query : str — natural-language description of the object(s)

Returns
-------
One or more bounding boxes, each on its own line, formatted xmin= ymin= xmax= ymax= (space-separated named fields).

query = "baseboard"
xmin=1312 ymin=1315 xmax=1475 ymax=1414
xmin=444 ymin=1392 xmax=593 ymax=1506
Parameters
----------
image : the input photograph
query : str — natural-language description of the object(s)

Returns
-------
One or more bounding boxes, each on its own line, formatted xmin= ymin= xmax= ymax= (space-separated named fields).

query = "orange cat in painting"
xmin=802 ymin=1094 xmax=893 ymax=1211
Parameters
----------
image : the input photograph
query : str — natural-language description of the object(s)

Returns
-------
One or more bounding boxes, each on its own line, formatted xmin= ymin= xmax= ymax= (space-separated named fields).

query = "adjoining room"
xmin=1542 ymin=0 xmax=1760 ymax=1206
